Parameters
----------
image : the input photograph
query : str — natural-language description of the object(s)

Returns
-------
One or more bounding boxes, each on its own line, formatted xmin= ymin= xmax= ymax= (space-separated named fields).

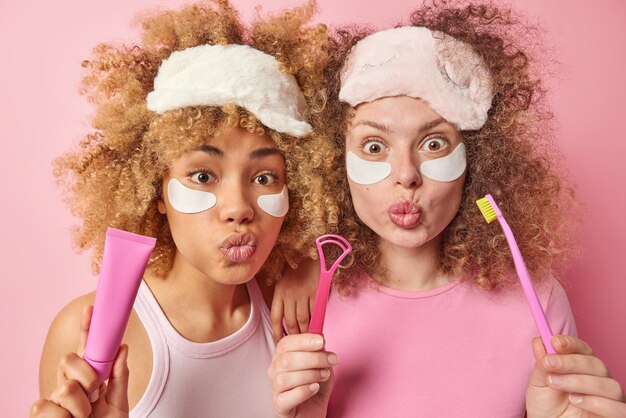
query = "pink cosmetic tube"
xmin=84 ymin=227 xmax=156 ymax=382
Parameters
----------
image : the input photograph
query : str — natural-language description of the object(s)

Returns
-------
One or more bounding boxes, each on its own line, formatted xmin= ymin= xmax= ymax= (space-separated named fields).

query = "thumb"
xmin=531 ymin=336 xmax=547 ymax=361
xmin=105 ymin=344 xmax=130 ymax=412
xmin=528 ymin=336 xmax=550 ymax=387
xmin=77 ymin=305 xmax=94 ymax=357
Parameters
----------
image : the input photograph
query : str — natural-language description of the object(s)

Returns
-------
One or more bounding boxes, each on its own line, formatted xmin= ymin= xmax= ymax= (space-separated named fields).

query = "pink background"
xmin=1 ymin=0 xmax=624 ymax=414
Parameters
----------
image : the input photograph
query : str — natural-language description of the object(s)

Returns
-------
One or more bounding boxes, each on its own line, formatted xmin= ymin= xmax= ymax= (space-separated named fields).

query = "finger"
xmin=105 ymin=344 xmax=130 ymax=411
xmin=532 ymin=336 xmax=547 ymax=361
xmin=551 ymin=335 xmax=593 ymax=356
xmin=275 ymin=350 xmax=339 ymax=373
xmin=49 ymin=379 xmax=92 ymax=418
xmin=29 ymin=399 xmax=71 ymax=418
xmin=541 ymin=353 xmax=609 ymax=377
xmin=547 ymin=374 xmax=625 ymax=401
xmin=56 ymin=352 xmax=100 ymax=399
xmin=528 ymin=337 xmax=549 ymax=387
xmin=273 ymin=383 xmax=321 ymax=417
xmin=275 ymin=333 xmax=325 ymax=354
xmin=283 ymin=300 xmax=301 ymax=336
xmin=271 ymin=296 xmax=285 ymax=343
xmin=273 ymin=368 xmax=331 ymax=393
xmin=296 ymin=298 xmax=311 ymax=334
xmin=567 ymin=393 xmax=626 ymax=416
xmin=309 ymin=297 xmax=314 ymax=319
xmin=77 ymin=305 xmax=94 ymax=357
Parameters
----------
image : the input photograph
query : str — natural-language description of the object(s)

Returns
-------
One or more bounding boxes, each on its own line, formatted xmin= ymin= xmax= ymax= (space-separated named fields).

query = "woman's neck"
xmin=375 ymin=235 xmax=450 ymax=292
xmin=144 ymin=253 xmax=251 ymax=342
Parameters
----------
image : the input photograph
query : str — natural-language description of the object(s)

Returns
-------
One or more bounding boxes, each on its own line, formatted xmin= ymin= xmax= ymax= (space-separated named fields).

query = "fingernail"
xmin=548 ymin=374 xmax=564 ymax=386
xmin=554 ymin=336 xmax=567 ymax=348
xmin=310 ymin=337 xmax=323 ymax=348
xmin=545 ymin=355 xmax=560 ymax=369
xmin=328 ymin=354 xmax=339 ymax=365
xmin=89 ymin=390 xmax=99 ymax=403
xmin=308 ymin=383 xmax=320 ymax=393
xmin=569 ymin=394 xmax=584 ymax=404
xmin=320 ymin=369 xmax=330 ymax=379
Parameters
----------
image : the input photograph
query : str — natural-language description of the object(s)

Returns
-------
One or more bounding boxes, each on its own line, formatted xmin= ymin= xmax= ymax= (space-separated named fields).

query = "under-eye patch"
xmin=420 ymin=143 xmax=466 ymax=182
xmin=257 ymin=186 xmax=289 ymax=217
xmin=167 ymin=178 xmax=217 ymax=213
xmin=346 ymin=151 xmax=392 ymax=185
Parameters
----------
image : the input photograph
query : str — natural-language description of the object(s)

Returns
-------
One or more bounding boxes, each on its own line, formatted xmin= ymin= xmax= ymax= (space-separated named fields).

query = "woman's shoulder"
xmin=45 ymin=292 xmax=96 ymax=346
xmin=39 ymin=292 xmax=96 ymax=397
xmin=40 ymin=291 xmax=153 ymax=405
xmin=476 ymin=273 xmax=577 ymax=335
xmin=472 ymin=272 xmax=567 ymax=299
xmin=528 ymin=275 xmax=570 ymax=309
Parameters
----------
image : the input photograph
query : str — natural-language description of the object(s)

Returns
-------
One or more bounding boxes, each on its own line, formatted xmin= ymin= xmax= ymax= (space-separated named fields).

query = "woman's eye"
xmin=362 ymin=140 xmax=386 ymax=155
xmin=190 ymin=171 xmax=214 ymax=184
xmin=254 ymin=173 xmax=277 ymax=186
xmin=421 ymin=138 xmax=448 ymax=152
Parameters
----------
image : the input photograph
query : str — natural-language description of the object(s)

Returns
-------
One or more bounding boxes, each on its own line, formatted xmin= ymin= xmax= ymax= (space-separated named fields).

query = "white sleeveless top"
xmin=130 ymin=279 xmax=276 ymax=418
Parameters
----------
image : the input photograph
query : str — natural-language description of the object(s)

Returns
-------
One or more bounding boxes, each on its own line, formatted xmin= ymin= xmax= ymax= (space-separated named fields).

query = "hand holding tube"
xmin=84 ymin=228 xmax=156 ymax=382
xmin=30 ymin=305 xmax=130 ymax=418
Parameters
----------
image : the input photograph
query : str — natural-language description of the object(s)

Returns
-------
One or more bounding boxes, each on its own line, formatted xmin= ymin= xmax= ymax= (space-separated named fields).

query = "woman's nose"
xmin=218 ymin=184 xmax=255 ymax=224
xmin=392 ymin=152 xmax=422 ymax=189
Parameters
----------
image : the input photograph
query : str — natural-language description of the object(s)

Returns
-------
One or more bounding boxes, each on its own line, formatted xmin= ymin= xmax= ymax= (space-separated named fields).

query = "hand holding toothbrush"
xmin=526 ymin=334 xmax=626 ymax=417
xmin=476 ymin=195 xmax=625 ymax=415
xmin=30 ymin=305 xmax=130 ymax=418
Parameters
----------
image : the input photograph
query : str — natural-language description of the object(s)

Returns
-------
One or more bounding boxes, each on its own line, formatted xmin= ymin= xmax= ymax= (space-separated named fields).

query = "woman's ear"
xmin=157 ymin=180 xmax=167 ymax=214
xmin=157 ymin=198 xmax=166 ymax=215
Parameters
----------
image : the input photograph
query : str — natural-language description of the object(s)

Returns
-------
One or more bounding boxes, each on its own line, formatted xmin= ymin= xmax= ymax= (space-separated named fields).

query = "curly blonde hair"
xmin=54 ymin=0 xmax=340 ymax=280
xmin=318 ymin=0 xmax=577 ymax=294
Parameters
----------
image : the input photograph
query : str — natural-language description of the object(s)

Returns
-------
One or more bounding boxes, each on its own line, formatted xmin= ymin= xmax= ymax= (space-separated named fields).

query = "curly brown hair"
xmin=317 ymin=0 xmax=578 ymax=294
xmin=54 ymin=0 xmax=340 ymax=281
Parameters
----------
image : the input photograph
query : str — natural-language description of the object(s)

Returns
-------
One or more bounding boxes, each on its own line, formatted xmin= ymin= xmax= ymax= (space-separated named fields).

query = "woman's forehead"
xmin=348 ymin=97 xmax=458 ymax=140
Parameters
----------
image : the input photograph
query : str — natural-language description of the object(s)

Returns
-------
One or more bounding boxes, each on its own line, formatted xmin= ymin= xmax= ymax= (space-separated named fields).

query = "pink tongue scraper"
xmin=309 ymin=234 xmax=352 ymax=335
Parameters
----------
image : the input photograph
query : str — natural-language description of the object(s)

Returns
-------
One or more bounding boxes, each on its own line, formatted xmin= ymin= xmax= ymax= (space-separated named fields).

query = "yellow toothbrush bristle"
xmin=476 ymin=197 xmax=497 ymax=223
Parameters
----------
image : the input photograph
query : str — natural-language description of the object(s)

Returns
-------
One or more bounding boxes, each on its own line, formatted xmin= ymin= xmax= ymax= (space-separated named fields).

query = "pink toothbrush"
xmin=309 ymin=234 xmax=352 ymax=335
xmin=476 ymin=194 xmax=555 ymax=353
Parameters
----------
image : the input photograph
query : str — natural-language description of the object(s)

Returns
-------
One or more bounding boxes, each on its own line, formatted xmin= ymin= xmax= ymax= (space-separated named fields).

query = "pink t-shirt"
xmin=323 ymin=274 xmax=576 ymax=418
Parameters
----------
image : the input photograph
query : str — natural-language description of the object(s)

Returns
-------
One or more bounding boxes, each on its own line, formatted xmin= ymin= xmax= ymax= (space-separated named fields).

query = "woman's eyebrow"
xmin=419 ymin=118 xmax=447 ymax=132
xmin=198 ymin=145 xmax=224 ymax=157
xmin=195 ymin=145 xmax=280 ymax=159
xmin=353 ymin=118 xmax=447 ymax=133
xmin=250 ymin=147 xmax=282 ymax=159
xmin=353 ymin=119 xmax=391 ymax=133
